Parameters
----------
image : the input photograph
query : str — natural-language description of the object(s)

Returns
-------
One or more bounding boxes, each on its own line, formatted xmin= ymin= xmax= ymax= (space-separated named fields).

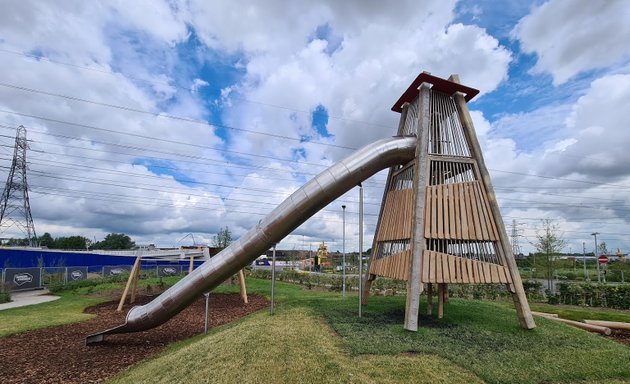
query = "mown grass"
xmin=527 ymin=302 xmax=630 ymax=322
xmin=110 ymin=278 xmax=630 ymax=384
xmin=0 ymin=292 xmax=105 ymax=337
xmin=109 ymin=307 xmax=484 ymax=384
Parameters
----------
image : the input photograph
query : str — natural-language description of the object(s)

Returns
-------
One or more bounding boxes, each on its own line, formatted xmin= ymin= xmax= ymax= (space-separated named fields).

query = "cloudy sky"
xmin=0 ymin=0 xmax=629 ymax=255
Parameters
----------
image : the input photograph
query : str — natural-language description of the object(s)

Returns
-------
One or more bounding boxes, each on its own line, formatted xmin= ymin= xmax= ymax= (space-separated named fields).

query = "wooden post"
xmin=238 ymin=269 xmax=248 ymax=304
xmin=117 ymin=250 xmax=142 ymax=312
xmin=451 ymin=75 xmax=535 ymax=330
xmin=427 ymin=283 xmax=433 ymax=315
xmin=437 ymin=283 xmax=445 ymax=319
xmin=404 ymin=82 xmax=431 ymax=331
xmin=130 ymin=257 xmax=142 ymax=304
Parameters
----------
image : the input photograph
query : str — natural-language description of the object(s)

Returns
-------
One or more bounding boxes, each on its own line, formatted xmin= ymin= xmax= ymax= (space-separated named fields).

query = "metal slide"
xmin=87 ymin=136 xmax=416 ymax=344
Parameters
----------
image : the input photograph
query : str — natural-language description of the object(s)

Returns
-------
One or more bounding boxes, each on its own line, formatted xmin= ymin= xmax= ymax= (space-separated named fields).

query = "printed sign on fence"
xmin=66 ymin=266 xmax=88 ymax=281
xmin=102 ymin=265 xmax=131 ymax=277
xmin=4 ymin=267 xmax=42 ymax=290
xmin=157 ymin=265 xmax=182 ymax=277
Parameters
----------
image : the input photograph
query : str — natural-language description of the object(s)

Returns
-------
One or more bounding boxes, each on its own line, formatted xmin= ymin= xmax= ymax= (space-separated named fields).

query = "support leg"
xmin=438 ymin=283 xmax=445 ymax=319
xmin=130 ymin=261 xmax=141 ymax=304
xmin=362 ymin=274 xmax=376 ymax=305
xmin=238 ymin=269 xmax=248 ymax=304
xmin=426 ymin=283 xmax=433 ymax=315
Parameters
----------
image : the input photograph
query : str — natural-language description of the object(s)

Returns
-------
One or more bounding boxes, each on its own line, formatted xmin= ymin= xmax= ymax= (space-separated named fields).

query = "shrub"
xmin=0 ymin=282 xmax=11 ymax=304
xmin=556 ymin=282 xmax=630 ymax=309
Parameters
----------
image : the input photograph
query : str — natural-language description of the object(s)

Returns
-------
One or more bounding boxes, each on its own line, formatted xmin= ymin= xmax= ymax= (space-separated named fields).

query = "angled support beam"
xmin=404 ymin=83 xmax=431 ymax=331
xmin=451 ymin=75 xmax=535 ymax=330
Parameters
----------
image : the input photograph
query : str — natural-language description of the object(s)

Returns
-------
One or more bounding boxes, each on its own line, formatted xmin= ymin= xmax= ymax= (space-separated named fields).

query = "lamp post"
xmin=592 ymin=232 xmax=600 ymax=283
xmin=271 ymin=244 xmax=277 ymax=315
xmin=582 ymin=242 xmax=588 ymax=281
xmin=342 ymin=204 xmax=346 ymax=298
xmin=358 ymin=184 xmax=363 ymax=318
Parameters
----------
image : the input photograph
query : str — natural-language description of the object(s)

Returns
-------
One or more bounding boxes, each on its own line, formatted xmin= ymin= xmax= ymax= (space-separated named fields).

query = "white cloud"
xmin=513 ymin=0 xmax=630 ymax=84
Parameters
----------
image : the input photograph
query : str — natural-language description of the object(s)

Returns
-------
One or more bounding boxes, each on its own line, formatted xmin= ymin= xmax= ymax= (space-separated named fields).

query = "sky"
xmin=0 ymin=0 xmax=629 ymax=255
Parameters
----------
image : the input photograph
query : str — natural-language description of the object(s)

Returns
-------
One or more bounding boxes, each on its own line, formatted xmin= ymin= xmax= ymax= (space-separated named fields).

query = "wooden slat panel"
xmin=447 ymin=184 xmax=455 ymax=239
xmin=453 ymin=183 xmax=461 ymax=239
xmin=472 ymin=183 xmax=490 ymax=241
xmin=437 ymin=183 xmax=444 ymax=238
xmin=429 ymin=251 xmax=436 ymax=283
xmin=442 ymin=251 xmax=450 ymax=283
xmin=422 ymin=250 xmax=430 ymax=282
xmin=504 ymin=267 xmax=513 ymax=284
xmin=424 ymin=187 xmax=432 ymax=238
xmin=466 ymin=259 xmax=477 ymax=284
xmin=376 ymin=189 xmax=414 ymax=241
xmin=498 ymin=264 xmax=507 ymax=284
xmin=490 ymin=264 xmax=500 ymax=282
xmin=435 ymin=251 xmax=443 ymax=283
xmin=449 ymin=252 xmax=456 ymax=283
xmin=461 ymin=257 xmax=470 ymax=283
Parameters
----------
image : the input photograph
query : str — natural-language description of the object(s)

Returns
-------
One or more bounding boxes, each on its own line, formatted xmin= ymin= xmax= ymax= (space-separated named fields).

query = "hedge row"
xmin=554 ymin=282 xmax=630 ymax=309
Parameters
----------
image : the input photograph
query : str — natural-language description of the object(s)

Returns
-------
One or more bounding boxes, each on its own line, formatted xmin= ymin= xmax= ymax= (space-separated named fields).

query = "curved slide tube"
xmin=87 ymin=136 xmax=416 ymax=344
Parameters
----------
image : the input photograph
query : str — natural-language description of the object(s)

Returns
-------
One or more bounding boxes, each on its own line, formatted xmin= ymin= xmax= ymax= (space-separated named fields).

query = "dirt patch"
xmin=0 ymin=292 xmax=267 ymax=384
xmin=607 ymin=329 xmax=630 ymax=346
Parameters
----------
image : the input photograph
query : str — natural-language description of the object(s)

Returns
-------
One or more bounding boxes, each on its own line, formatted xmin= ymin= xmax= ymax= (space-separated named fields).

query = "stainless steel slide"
xmin=86 ymin=136 xmax=416 ymax=344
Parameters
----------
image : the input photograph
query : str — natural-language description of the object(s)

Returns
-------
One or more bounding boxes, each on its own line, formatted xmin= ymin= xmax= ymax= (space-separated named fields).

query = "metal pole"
xmin=270 ymin=244 xmax=276 ymax=315
xmin=203 ymin=292 xmax=210 ymax=334
xmin=342 ymin=204 xmax=346 ymax=298
xmin=358 ymin=184 xmax=363 ymax=318
xmin=582 ymin=242 xmax=588 ymax=281
xmin=592 ymin=232 xmax=600 ymax=283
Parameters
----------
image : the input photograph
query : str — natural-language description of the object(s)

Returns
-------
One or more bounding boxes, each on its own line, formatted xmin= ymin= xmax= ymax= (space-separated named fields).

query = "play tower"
xmin=363 ymin=72 xmax=535 ymax=331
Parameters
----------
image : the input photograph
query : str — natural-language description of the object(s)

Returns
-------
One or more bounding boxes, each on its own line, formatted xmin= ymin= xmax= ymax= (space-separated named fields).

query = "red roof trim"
xmin=391 ymin=73 xmax=480 ymax=113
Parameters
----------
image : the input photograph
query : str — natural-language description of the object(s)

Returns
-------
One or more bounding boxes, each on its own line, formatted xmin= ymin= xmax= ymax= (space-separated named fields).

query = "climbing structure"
xmin=363 ymin=72 xmax=535 ymax=331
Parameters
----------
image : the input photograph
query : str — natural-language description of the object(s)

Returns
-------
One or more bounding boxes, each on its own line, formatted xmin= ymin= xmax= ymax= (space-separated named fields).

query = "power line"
xmin=0 ymin=48 xmax=394 ymax=130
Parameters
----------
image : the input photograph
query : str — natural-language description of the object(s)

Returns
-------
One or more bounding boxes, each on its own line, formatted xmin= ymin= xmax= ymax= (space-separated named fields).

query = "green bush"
xmin=0 ymin=283 xmax=11 ymax=304
xmin=557 ymin=282 xmax=630 ymax=309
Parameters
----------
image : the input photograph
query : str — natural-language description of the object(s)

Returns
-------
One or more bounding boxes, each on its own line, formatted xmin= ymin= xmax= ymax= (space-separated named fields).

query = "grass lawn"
xmin=0 ymin=293 xmax=105 ymax=337
xmin=1 ymin=276 xmax=628 ymax=383
xmin=110 ymin=278 xmax=630 ymax=384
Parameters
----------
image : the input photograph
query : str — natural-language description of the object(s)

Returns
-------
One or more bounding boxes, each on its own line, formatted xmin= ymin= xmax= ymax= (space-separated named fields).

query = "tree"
xmin=598 ymin=242 xmax=609 ymax=256
xmin=92 ymin=233 xmax=136 ymax=250
xmin=532 ymin=219 xmax=566 ymax=293
xmin=212 ymin=227 xmax=232 ymax=250
xmin=55 ymin=236 xmax=89 ymax=250
xmin=39 ymin=232 xmax=55 ymax=248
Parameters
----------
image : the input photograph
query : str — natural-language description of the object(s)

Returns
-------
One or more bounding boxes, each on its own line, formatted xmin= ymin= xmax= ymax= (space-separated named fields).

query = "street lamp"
xmin=342 ymin=204 xmax=346 ymax=298
xmin=358 ymin=184 xmax=363 ymax=318
xmin=592 ymin=232 xmax=600 ymax=283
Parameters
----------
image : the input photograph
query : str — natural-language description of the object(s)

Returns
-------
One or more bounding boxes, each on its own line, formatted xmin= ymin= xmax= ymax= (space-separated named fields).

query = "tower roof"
xmin=391 ymin=72 xmax=479 ymax=112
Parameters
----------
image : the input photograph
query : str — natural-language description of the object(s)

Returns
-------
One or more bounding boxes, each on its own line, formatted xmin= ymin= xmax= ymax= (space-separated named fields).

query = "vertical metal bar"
xmin=358 ymin=184 xmax=364 ymax=318
xmin=342 ymin=204 xmax=346 ymax=298
xmin=271 ymin=244 xmax=277 ymax=315
xmin=204 ymin=292 xmax=210 ymax=334
xmin=583 ymin=242 xmax=588 ymax=281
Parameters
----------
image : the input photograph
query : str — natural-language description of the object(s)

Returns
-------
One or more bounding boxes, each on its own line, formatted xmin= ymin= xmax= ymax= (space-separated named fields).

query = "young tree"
xmin=598 ymin=242 xmax=609 ymax=256
xmin=532 ymin=219 xmax=566 ymax=292
xmin=212 ymin=227 xmax=232 ymax=250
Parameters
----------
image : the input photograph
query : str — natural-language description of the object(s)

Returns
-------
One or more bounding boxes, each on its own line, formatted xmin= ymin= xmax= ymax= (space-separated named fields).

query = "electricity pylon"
xmin=0 ymin=125 xmax=37 ymax=246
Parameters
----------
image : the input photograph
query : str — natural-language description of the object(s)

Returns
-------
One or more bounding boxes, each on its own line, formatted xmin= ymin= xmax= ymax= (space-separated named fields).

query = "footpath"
xmin=0 ymin=289 xmax=60 ymax=310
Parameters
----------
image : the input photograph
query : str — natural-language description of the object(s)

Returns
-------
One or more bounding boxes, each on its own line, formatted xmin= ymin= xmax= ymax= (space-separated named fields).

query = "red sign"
xmin=598 ymin=255 xmax=609 ymax=264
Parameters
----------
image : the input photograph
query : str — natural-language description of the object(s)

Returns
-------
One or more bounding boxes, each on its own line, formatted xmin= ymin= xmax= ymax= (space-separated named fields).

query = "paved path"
xmin=0 ymin=289 xmax=60 ymax=311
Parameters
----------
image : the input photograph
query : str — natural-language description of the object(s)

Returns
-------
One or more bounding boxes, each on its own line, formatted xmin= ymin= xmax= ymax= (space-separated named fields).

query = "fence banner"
xmin=102 ymin=265 xmax=131 ymax=277
xmin=66 ymin=266 xmax=88 ymax=282
xmin=4 ymin=267 xmax=42 ymax=290
xmin=157 ymin=265 xmax=182 ymax=277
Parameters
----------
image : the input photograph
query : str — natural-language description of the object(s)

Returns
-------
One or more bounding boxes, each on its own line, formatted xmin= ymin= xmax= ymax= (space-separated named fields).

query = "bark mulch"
xmin=608 ymin=329 xmax=630 ymax=346
xmin=0 ymin=292 xmax=268 ymax=384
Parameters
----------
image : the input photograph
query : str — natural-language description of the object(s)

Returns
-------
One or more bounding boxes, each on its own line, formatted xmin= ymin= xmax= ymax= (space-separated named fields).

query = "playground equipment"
xmin=87 ymin=135 xmax=417 ymax=343
xmin=362 ymin=72 xmax=534 ymax=331
xmin=87 ymin=71 xmax=534 ymax=344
